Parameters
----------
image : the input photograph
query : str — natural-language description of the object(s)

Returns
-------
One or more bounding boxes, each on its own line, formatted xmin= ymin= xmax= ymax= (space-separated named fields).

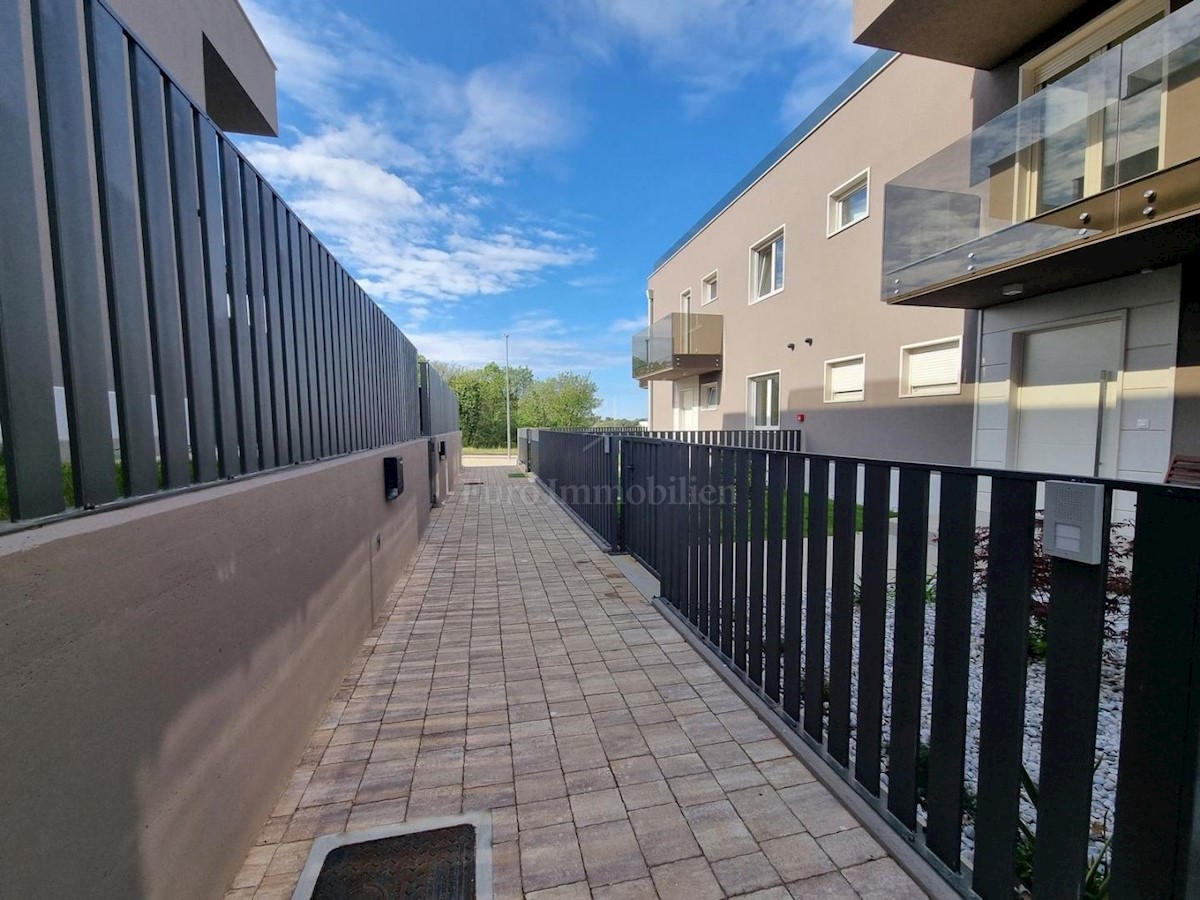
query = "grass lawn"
xmin=463 ymin=447 xmax=517 ymax=456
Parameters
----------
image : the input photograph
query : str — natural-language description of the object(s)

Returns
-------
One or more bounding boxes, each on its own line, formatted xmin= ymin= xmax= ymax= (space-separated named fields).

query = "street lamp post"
xmin=504 ymin=333 xmax=512 ymax=460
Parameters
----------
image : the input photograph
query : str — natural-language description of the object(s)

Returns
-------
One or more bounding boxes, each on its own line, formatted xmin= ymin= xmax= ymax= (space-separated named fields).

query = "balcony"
xmin=631 ymin=313 xmax=723 ymax=382
xmin=881 ymin=1 xmax=1200 ymax=309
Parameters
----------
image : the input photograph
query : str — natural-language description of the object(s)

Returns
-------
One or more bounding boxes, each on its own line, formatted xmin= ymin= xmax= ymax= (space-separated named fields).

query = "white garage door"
xmin=1015 ymin=319 xmax=1123 ymax=477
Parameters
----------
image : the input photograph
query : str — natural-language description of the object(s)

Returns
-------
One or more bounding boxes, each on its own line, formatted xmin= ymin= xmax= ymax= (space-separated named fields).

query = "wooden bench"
xmin=1165 ymin=454 xmax=1200 ymax=486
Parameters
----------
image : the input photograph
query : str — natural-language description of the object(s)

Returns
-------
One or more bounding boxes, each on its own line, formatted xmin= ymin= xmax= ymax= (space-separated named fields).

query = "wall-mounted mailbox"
xmin=438 ymin=441 xmax=446 ymax=460
xmin=1043 ymin=481 xmax=1105 ymax=565
xmin=383 ymin=457 xmax=404 ymax=501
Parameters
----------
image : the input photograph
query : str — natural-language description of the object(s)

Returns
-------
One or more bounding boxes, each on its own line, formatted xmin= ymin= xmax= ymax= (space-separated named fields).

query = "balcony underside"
xmin=636 ymin=355 xmax=722 ymax=383
xmin=853 ymin=0 xmax=1088 ymax=68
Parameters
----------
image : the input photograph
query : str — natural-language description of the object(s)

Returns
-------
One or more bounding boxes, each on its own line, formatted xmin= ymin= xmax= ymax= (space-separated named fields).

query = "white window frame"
xmin=747 ymin=370 xmax=781 ymax=429
xmin=824 ymin=354 xmax=866 ymax=403
xmin=680 ymin=288 xmax=692 ymax=315
xmin=700 ymin=376 xmax=720 ymax=410
xmin=1016 ymin=0 xmax=1168 ymax=216
xmin=748 ymin=226 xmax=785 ymax=305
xmin=827 ymin=169 xmax=870 ymax=236
xmin=1018 ymin=0 xmax=1169 ymax=97
xmin=899 ymin=336 xmax=963 ymax=398
xmin=701 ymin=269 xmax=719 ymax=306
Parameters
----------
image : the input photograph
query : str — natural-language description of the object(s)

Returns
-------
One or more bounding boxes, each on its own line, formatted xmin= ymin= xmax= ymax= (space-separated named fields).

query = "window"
xmin=1019 ymin=0 xmax=1167 ymax=213
xmin=828 ymin=170 xmax=869 ymax=235
xmin=702 ymin=270 xmax=719 ymax=305
xmin=680 ymin=288 xmax=692 ymax=315
xmin=901 ymin=337 xmax=962 ymax=396
xmin=825 ymin=355 xmax=865 ymax=403
xmin=700 ymin=375 xmax=720 ymax=409
xmin=750 ymin=228 xmax=784 ymax=302
xmin=748 ymin=372 xmax=780 ymax=428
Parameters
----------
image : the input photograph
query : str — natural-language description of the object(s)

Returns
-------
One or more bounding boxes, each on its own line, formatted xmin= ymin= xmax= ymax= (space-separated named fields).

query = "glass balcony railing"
xmin=882 ymin=0 xmax=1200 ymax=302
xmin=632 ymin=313 xmax=723 ymax=380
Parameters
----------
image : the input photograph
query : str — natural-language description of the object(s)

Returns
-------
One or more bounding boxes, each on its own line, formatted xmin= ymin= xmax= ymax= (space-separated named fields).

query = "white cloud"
xmin=237 ymin=2 xmax=591 ymax=311
xmin=546 ymin=0 xmax=867 ymax=117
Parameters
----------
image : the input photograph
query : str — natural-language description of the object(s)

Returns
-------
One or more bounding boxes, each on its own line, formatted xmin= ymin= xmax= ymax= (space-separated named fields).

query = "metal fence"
xmin=0 ymin=0 xmax=458 ymax=524
xmin=419 ymin=362 xmax=460 ymax=437
xmin=533 ymin=430 xmax=1200 ymax=898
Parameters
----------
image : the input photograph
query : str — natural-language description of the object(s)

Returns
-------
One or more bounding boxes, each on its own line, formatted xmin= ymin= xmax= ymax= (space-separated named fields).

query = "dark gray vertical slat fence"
xmin=532 ymin=432 xmax=1200 ymax=897
xmin=804 ymin=459 xmax=829 ymax=742
xmin=0 ymin=0 xmax=65 ymax=519
xmin=195 ymin=117 xmax=236 ymax=478
xmin=1032 ymin=493 xmax=1112 ymax=896
xmin=36 ymin=0 xmax=119 ymax=508
xmin=242 ymin=165 xmax=273 ymax=469
xmin=171 ymin=89 xmax=220 ymax=483
xmin=889 ymin=468 xmax=929 ymax=831
xmin=130 ymin=46 xmax=189 ymax=489
xmin=88 ymin=2 xmax=157 ymax=497
xmin=257 ymin=183 xmax=284 ymax=464
xmin=0 ymin=0 xmax=458 ymax=524
xmin=855 ymin=463 xmax=890 ymax=795
xmin=1110 ymin=492 xmax=1200 ymax=896
xmin=972 ymin=477 xmax=1036 ymax=898
xmin=828 ymin=460 xmax=858 ymax=766
xmin=221 ymin=139 xmax=256 ymax=473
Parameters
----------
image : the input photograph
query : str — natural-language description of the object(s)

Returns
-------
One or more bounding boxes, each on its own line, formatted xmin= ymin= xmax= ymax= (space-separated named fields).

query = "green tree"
xmin=435 ymin=361 xmax=532 ymax=447
xmin=516 ymin=372 xmax=600 ymax=428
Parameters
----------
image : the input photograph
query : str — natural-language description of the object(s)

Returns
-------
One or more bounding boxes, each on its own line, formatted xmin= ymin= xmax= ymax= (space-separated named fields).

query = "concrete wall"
xmin=432 ymin=431 xmax=463 ymax=505
xmin=648 ymin=54 xmax=980 ymax=464
xmin=0 ymin=438 xmax=458 ymax=899
xmin=107 ymin=0 xmax=278 ymax=134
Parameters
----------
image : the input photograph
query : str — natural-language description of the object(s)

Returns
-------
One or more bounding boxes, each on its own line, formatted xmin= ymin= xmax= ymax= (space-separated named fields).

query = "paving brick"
xmin=520 ymin=823 xmax=587 ymax=893
xmin=711 ymin=851 xmax=783 ymax=895
xmin=628 ymin=804 xmax=702 ymax=866
xmin=519 ymin=798 xmax=574 ymax=831
xmin=224 ymin=461 xmax=908 ymax=899
xmin=570 ymin=788 xmax=627 ymax=827
xmin=785 ymin=871 xmax=861 ymax=898
xmin=683 ymin=799 xmax=759 ymax=861
xmin=727 ymin=786 xmax=806 ymax=841
xmin=760 ymin=833 xmax=838 ymax=883
xmin=578 ymin=819 xmax=649 ymax=886
xmin=650 ymin=857 xmax=724 ymax=900
xmin=817 ymin=826 xmax=887 ymax=869
xmin=840 ymin=858 xmax=925 ymax=899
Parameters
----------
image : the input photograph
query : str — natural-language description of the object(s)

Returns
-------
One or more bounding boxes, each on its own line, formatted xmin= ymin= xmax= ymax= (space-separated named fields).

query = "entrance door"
xmin=1015 ymin=319 xmax=1123 ymax=476
xmin=675 ymin=387 xmax=698 ymax=430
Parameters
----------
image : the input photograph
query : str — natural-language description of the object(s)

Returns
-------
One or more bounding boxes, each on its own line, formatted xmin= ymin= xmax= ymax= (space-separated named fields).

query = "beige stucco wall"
xmin=108 ymin=0 xmax=278 ymax=134
xmin=648 ymin=54 xmax=981 ymax=464
xmin=0 ymin=438 xmax=458 ymax=900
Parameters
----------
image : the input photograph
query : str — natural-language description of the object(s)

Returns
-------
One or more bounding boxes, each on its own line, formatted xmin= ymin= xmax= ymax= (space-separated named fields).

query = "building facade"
xmin=107 ymin=0 xmax=277 ymax=135
xmin=639 ymin=0 xmax=1200 ymax=485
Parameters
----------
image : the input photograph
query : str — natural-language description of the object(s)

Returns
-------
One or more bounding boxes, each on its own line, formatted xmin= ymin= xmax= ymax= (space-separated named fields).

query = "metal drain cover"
xmin=292 ymin=816 xmax=492 ymax=900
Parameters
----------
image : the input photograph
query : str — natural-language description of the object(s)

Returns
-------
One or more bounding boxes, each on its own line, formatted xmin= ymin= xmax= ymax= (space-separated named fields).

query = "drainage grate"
xmin=310 ymin=824 xmax=475 ymax=899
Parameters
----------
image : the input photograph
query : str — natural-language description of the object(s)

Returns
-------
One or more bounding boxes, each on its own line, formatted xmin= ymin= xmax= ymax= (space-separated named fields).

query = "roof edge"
xmin=650 ymin=48 xmax=898 ymax=277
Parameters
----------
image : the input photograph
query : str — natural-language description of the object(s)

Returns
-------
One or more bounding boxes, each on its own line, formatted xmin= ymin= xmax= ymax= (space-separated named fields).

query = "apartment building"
xmin=105 ymin=0 xmax=277 ymax=134
xmin=639 ymin=0 xmax=1200 ymax=484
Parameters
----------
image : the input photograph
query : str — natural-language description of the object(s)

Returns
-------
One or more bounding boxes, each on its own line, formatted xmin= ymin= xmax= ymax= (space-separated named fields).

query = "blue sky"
xmin=239 ymin=0 xmax=871 ymax=421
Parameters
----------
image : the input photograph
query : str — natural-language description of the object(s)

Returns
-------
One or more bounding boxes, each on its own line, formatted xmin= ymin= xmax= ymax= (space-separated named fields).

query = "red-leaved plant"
xmin=971 ymin=516 xmax=1133 ymax=658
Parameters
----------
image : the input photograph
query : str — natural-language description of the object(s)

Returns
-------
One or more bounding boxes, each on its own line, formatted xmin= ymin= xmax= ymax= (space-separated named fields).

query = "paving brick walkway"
xmin=226 ymin=461 xmax=926 ymax=899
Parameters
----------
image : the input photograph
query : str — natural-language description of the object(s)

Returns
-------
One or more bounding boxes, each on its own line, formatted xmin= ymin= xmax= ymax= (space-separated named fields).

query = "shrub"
xmin=971 ymin=516 xmax=1133 ymax=658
